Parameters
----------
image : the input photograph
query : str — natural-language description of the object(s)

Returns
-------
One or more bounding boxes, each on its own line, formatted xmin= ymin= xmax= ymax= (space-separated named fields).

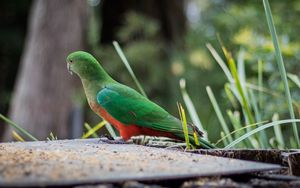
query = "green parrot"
xmin=67 ymin=51 xmax=214 ymax=148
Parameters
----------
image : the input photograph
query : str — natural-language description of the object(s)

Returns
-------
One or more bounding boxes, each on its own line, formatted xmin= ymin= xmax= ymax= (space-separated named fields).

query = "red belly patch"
xmin=90 ymin=103 xmax=177 ymax=141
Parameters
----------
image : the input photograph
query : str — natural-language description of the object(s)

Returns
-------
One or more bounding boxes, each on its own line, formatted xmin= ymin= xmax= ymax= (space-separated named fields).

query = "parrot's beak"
xmin=67 ymin=62 xmax=73 ymax=75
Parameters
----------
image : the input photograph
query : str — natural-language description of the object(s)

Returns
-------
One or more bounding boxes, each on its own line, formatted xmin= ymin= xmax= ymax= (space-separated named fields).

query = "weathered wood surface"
xmin=0 ymin=139 xmax=281 ymax=187
xmin=191 ymin=149 xmax=300 ymax=176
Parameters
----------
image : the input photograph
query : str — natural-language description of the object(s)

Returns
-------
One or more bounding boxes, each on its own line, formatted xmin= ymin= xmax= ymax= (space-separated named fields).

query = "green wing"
xmin=97 ymin=83 xmax=182 ymax=133
xmin=97 ymin=83 xmax=214 ymax=148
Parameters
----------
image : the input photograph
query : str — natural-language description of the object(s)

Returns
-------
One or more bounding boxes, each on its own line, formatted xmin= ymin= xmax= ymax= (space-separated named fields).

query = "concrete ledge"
xmin=0 ymin=139 xmax=281 ymax=187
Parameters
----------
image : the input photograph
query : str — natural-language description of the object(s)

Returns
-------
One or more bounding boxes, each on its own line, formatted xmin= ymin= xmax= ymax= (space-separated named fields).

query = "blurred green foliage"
xmin=1 ymin=0 xmax=299 ymax=145
xmin=92 ymin=12 xmax=176 ymax=110
xmin=88 ymin=0 xmax=300 ymax=143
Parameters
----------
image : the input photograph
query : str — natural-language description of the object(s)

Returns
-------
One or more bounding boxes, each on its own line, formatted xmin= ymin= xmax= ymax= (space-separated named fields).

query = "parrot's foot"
xmin=98 ymin=136 xmax=128 ymax=144
xmin=130 ymin=136 xmax=182 ymax=148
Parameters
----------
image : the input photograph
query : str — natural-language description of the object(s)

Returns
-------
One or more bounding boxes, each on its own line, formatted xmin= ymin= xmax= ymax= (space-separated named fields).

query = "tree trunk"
xmin=4 ymin=0 xmax=88 ymax=140
xmin=0 ymin=0 xmax=32 ymax=138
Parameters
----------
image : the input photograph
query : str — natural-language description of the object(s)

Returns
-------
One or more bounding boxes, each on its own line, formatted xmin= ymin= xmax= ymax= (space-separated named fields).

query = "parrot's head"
xmin=66 ymin=51 xmax=101 ymax=79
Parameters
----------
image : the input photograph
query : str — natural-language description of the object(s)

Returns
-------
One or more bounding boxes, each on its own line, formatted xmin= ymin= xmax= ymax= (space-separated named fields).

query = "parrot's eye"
xmin=70 ymin=60 xmax=73 ymax=63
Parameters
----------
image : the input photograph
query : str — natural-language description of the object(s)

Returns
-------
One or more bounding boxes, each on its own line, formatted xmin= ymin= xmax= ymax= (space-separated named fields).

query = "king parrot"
xmin=66 ymin=51 xmax=214 ymax=148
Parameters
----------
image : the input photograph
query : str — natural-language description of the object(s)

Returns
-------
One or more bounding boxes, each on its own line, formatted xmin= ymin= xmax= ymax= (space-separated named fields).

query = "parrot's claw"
xmin=98 ymin=137 xmax=127 ymax=144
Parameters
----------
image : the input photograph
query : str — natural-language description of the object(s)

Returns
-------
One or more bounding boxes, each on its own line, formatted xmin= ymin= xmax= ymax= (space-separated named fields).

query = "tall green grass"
xmin=204 ymin=41 xmax=300 ymax=148
xmin=83 ymin=0 xmax=300 ymax=150
xmin=263 ymin=0 xmax=299 ymax=147
xmin=179 ymin=79 xmax=207 ymax=140
xmin=180 ymin=0 xmax=300 ymax=149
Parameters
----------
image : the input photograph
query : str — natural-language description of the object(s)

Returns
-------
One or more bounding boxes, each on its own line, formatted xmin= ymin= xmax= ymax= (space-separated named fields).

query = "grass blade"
xmin=220 ymin=132 xmax=229 ymax=146
xmin=12 ymin=130 xmax=25 ymax=142
xmin=237 ymin=49 xmax=249 ymax=101
xmin=82 ymin=122 xmax=101 ymax=138
xmin=227 ymin=83 xmax=257 ymax=148
xmin=287 ymin=73 xmax=300 ymax=88
xmin=227 ymin=110 xmax=243 ymax=139
xmin=206 ymin=86 xmax=233 ymax=143
xmin=246 ymin=83 xmax=300 ymax=111
xmin=222 ymin=47 xmax=255 ymax=125
xmin=0 ymin=114 xmax=38 ymax=141
xmin=272 ymin=113 xmax=284 ymax=148
xmin=263 ymin=0 xmax=299 ymax=147
xmin=46 ymin=132 xmax=58 ymax=141
xmin=105 ymin=122 xmax=117 ymax=139
xmin=177 ymin=102 xmax=190 ymax=150
xmin=222 ymin=48 xmax=259 ymax=147
xmin=216 ymin=120 xmax=268 ymax=146
xmin=206 ymin=43 xmax=233 ymax=82
xmin=258 ymin=60 xmax=263 ymax=108
xmin=193 ymin=130 xmax=200 ymax=146
xmin=179 ymin=78 xmax=207 ymax=139
xmin=224 ymin=83 xmax=239 ymax=109
xmin=249 ymin=89 xmax=269 ymax=148
xmin=225 ymin=119 xmax=300 ymax=149
xmin=113 ymin=41 xmax=148 ymax=98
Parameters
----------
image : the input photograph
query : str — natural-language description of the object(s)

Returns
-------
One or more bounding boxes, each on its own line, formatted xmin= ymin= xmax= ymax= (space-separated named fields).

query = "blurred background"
xmin=0 ymin=0 xmax=299 ymax=143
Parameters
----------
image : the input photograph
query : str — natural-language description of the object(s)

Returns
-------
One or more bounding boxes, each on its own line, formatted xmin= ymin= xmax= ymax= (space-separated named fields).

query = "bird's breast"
xmin=89 ymin=102 xmax=123 ymax=131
